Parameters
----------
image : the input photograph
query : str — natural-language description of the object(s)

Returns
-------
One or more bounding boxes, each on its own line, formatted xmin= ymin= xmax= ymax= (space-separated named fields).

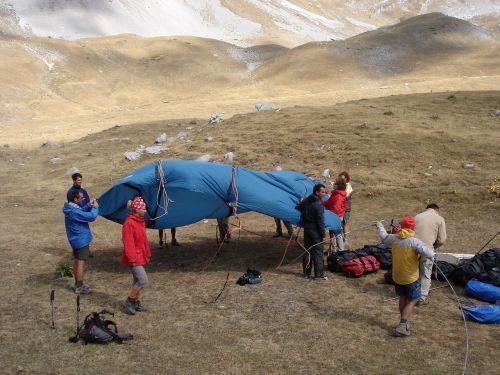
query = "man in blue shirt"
xmin=63 ymin=190 xmax=99 ymax=294
xmin=66 ymin=173 xmax=90 ymax=207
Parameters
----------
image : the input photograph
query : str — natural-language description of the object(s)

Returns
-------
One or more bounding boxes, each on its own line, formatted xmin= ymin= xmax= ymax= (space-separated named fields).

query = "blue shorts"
xmin=395 ymin=280 xmax=421 ymax=301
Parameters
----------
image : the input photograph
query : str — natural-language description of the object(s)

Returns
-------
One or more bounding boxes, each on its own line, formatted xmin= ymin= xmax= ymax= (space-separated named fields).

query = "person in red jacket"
xmin=322 ymin=178 xmax=347 ymax=251
xmin=122 ymin=196 xmax=151 ymax=315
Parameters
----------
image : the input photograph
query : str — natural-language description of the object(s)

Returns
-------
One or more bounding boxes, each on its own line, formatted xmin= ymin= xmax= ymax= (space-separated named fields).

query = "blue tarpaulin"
xmin=98 ymin=160 xmax=342 ymax=234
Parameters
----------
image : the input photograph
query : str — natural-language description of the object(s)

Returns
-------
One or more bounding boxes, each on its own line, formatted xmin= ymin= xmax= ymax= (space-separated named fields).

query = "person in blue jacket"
xmin=63 ymin=190 xmax=99 ymax=294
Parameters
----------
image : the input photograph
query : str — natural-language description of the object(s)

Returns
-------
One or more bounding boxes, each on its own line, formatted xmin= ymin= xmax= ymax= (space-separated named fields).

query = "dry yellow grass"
xmin=0 ymin=90 xmax=499 ymax=374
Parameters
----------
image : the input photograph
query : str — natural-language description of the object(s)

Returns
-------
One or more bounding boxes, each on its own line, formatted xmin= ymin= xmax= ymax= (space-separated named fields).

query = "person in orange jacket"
xmin=122 ymin=196 xmax=151 ymax=315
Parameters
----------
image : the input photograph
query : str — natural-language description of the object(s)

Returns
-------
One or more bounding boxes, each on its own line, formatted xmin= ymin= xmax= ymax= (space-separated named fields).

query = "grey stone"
xmin=124 ymin=151 xmax=141 ymax=161
xmin=209 ymin=113 xmax=223 ymax=124
xmin=144 ymin=145 xmax=167 ymax=154
xmin=254 ymin=102 xmax=273 ymax=111
xmin=66 ymin=167 xmax=79 ymax=175
xmin=198 ymin=154 xmax=211 ymax=162
xmin=463 ymin=163 xmax=475 ymax=169
xmin=41 ymin=140 xmax=56 ymax=147
xmin=155 ymin=133 xmax=167 ymax=143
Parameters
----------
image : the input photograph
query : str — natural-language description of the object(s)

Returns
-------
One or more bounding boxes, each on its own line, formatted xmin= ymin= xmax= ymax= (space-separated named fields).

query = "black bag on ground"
xmin=452 ymin=256 xmax=485 ymax=286
xmin=72 ymin=310 xmax=133 ymax=344
xmin=432 ymin=261 xmax=457 ymax=281
xmin=362 ymin=244 xmax=392 ymax=270
xmin=327 ymin=250 xmax=367 ymax=273
xmin=477 ymin=267 xmax=500 ymax=287
xmin=237 ymin=268 xmax=262 ymax=285
xmin=477 ymin=248 xmax=500 ymax=271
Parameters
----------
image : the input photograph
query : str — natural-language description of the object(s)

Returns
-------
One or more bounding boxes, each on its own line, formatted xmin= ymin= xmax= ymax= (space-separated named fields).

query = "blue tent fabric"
xmin=465 ymin=279 xmax=500 ymax=304
xmin=463 ymin=305 xmax=500 ymax=324
xmin=98 ymin=160 xmax=342 ymax=234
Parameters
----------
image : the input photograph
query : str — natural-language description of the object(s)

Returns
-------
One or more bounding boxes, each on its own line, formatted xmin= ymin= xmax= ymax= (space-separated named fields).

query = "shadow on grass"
xmin=88 ymin=235 xmax=306 ymax=274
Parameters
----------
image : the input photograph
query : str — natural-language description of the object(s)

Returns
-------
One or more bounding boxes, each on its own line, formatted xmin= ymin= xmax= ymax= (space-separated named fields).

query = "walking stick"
xmin=475 ymin=229 xmax=500 ymax=255
xmin=68 ymin=295 xmax=81 ymax=343
xmin=50 ymin=290 xmax=55 ymax=330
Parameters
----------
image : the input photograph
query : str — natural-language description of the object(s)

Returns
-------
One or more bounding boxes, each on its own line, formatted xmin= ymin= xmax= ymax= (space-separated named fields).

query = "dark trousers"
xmin=303 ymin=230 xmax=324 ymax=278
xmin=274 ymin=218 xmax=293 ymax=236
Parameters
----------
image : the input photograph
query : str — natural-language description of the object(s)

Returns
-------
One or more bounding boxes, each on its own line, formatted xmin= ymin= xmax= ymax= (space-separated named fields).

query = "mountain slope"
xmin=1 ymin=0 xmax=499 ymax=47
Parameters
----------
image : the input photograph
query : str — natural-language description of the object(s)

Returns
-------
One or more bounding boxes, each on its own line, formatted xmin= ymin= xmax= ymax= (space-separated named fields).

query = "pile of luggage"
xmin=326 ymin=244 xmax=392 ymax=278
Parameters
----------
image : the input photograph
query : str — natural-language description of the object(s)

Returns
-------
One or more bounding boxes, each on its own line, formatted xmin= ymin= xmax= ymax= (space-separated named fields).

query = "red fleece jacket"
xmin=122 ymin=214 xmax=151 ymax=267
xmin=322 ymin=190 xmax=347 ymax=217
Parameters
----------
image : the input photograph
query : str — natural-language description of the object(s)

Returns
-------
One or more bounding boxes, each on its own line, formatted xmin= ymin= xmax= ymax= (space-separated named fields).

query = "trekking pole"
xmin=345 ymin=220 xmax=384 ymax=235
xmin=50 ymin=290 xmax=55 ymax=330
xmin=69 ymin=295 xmax=80 ymax=343
xmin=382 ymin=285 xmax=449 ymax=302
xmin=475 ymin=229 xmax=500 ymax=255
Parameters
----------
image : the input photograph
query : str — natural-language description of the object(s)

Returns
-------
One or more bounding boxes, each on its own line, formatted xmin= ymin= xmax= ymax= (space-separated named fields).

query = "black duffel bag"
xmin=477 ymin=248 xmax=500 ymax=271
xmin=362 ymin=244 xmax=392 ymax=270
xmin=432 ymin=261 xmax=457 ymax=281
xmin=477 ymin=267 xmax=500 ymax=287
xmin=452 ymin=256 xmax=485 ymax=286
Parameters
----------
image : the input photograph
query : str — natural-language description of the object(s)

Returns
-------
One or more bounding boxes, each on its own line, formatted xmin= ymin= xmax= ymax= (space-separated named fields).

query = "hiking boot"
xmin=171 ymin=239 xmax=181 ymax=247
xmin=134 ymin=300 xmax=147 ymax=312
xmin=417 ymin=298 xmax=429 ymax=307
xmin=123 ymin=299 xmax=137 ymax=315
xmin=393 ymin=322 xmax=411 ymax=337
xmin=314 ymin=276 xmax=329 ymax=281
xmin=273 ymin=232 xmax=283 ymax=238
xmin=75 ymin=285 xmax=92 ymax=295
xmin=158 ymin=241 xmax=165 ymax=249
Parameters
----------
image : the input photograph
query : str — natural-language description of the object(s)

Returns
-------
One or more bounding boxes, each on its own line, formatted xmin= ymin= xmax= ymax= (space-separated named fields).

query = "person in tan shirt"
xmin=414 ymin=203 xmax=447 ymax=305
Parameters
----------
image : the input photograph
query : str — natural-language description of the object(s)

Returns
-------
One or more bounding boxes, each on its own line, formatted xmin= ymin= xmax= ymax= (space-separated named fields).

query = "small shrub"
xmin=56 ymin=262 xmax=74 ymax=277
xmin=383 ymin=111 xmax=393 ymax=116
xmin=489 ymin=177 xmax=500 ymax=197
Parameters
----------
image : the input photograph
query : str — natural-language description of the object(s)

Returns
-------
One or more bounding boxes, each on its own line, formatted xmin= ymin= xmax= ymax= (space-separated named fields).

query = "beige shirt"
xmin=415 ymin=208 xmax=447 ymax=250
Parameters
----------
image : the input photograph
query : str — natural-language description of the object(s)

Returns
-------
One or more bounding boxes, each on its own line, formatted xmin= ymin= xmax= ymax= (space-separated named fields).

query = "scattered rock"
xmin=208 ymin=113 xmax=223 ymax=124
xmin=50 ymin=156 xmax=61 ymax=163
xmin=110 ymin=137 xmax=130 ymax=142
xmin=463 ymin=163 xmax=475 ymax=169
xmin=274 ymin=166 xmax=283 ymax=171
xmin=379 ymin=86 xmax=388 ymax=89
xmin=198 ymin=154 xmax=211 ymax=162
xmin=114 ymin=124 xmax=123 ymax=128
xmin=71 ymin=141 xmax=80 ymax=145
xmin=66 ymin=167 xmax=79 ymax=176
xmin=358 ymin=122 xmax=368 ymax=129
xmin=422 ymin=172 xmax=433 ymax=177
xmin=189 ymin=120 xmax=197 ymax=125
xmin=3 ymin=144 xmax=10 ymax=148
xmin=254 ymin=102 xmax=273 ymax=111
xmin=452 ymin=138 xmax=459 ymax=142
xmin=186 ymin=126 xmax=193 ymax=130
xmin=224 ymin=152 xmax=234 ymax=162
xmin=41 ymin=140 xmax=56 ymax=147
xmin=322 ymin=169 xmax=330 ymax=178
xmin=447 ymin=94 xmax=456 ymax=100
xmin=124 ymin=151 xmax=141 ymax=161
xmin=174 ymin=132 xmax=187 ymax=141
xmin=144 ymin=145 xmax=167 ymax=155
xmin=155 ymin=133 xmax=167 ymax=143
xmin=496 ymin=109 xmax=500 ymax=116
xmin=205 ymin=135 xmax=214 ymax=142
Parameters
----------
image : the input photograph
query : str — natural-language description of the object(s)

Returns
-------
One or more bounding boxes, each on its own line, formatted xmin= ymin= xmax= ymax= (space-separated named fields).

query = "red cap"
xmin=400 ymin=216 xmax=415 ymax=230
xmin=130 ymin=196 xmax=146 ymax=211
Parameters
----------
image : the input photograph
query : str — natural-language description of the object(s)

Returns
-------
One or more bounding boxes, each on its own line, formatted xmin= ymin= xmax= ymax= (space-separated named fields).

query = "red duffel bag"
xmin=342 ymin=255 xmax=380 ymax=278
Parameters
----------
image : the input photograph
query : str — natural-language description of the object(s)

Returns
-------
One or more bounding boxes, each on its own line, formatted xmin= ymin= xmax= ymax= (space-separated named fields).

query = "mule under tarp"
xmin=98 ymin=160 xmax=342 ymax=234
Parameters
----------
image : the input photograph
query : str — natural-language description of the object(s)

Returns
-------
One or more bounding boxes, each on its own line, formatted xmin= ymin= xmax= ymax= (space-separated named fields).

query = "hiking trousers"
xmin=303 ymin=230 xmax=325 ymax=278
xmin=419 ymin=255 xmax=434 ymax=299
